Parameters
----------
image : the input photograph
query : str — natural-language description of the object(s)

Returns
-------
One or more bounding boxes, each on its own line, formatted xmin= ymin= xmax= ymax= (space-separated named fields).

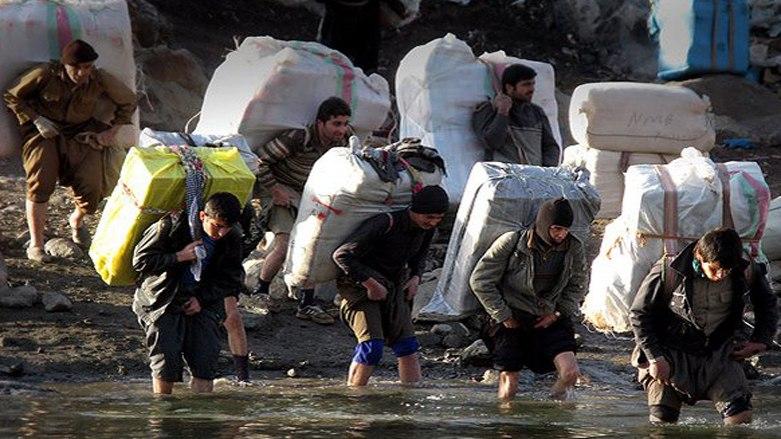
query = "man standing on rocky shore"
xmin=3 ymin=39 xmax=137 ymax=263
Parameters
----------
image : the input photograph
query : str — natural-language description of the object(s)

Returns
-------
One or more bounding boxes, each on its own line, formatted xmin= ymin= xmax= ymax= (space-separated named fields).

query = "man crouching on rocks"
xmin=630 ymin=228 xmax=778 ymax=425
xmin=470 ymin=198 xmax=585 ymax=400
xmin=132 ymin=192 xmax=244 ymax=395
xmin=333 ymin=185 xmax=449 ymax=386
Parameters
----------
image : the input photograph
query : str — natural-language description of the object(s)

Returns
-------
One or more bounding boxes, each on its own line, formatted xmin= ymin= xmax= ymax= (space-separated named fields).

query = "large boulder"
xmin=551 ymin=0 xmax=656 ymax=79
xmin=127 ymin=0 xmax=173 ymax=48
xmin=136 ymin=46 xmax=209 ymax=131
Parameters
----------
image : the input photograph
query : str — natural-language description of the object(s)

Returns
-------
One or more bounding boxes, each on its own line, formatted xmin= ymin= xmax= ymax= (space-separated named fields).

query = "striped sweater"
xmin=256 ymin=125 xmax=351 ymax=194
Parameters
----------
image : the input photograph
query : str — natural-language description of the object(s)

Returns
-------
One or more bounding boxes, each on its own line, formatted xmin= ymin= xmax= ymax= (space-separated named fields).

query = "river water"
xmin=1 ymin=379 xmax=779 ymax=438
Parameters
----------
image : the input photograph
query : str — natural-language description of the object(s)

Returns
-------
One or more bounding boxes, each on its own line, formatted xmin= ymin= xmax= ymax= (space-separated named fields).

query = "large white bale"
xmin=194 ymin=37 xmax=390 ymax=153
xmin=417 ymin=162 xmax=600 ymax=322
xmin=761 ymin=197 xmax=781 ymax=260
xmin=138 ymin=128 xmax=259 ymax=175
xmin=396 ymin=33 xmax=561 ymax=204
xmin=0 ymin=0 xmax=136 ymax=158
xmin=284 ymin=145 xmax=443 ymax=287
xmin=569 ymin=82 xmax=715 ymax=154
xmin=562 ymin=144 xmax=677 ymax=219
xmin=582 ymin=148 xmax=770 ymax=333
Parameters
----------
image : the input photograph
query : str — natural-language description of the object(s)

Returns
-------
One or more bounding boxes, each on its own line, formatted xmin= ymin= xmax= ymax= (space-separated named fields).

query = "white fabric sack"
xmin=569 ymin=82 xmax=715 ymax=154
xmin=139 ymin=128 xmax=259 ymax=175
xmin=194 ymin=37 xmax=390 ymax=154
xmin=582 ymin=148 xmax=770 ymax=333
xmin=562 ymin=144 xmax=677 ymax=219
xmin=0 ymin=0 xmax=136 ymax=158
xmin=284 ymin=145 xmax=443 ymax=287
xmin=417 ymin=162 xmax=600 ymax=322
xmin=761 ymin=197 xmax=781 ymax=260
xmin=396 ymin=33 xmax=561 ymax=204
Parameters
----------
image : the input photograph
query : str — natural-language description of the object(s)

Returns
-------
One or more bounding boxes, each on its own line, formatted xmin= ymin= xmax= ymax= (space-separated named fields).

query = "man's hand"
xmin=493 ymin=93 xmax=512 ymax=116
xmin=95 ymin=126 xmax=120 ymax=146
xmin=176 ymin=240 xmax=202 ymax=262
xmin=33 ymin=116 xmax=59 ymax=139
xmin=362 ymin=277 xmax=388 ymax=301
xmin=502 ymin=317 xmax=522 ymax=329
xmin=649 ymin=357 xmax=671 ymax=385
xmin=730 ymin=341 xmax=767 ymax=360
xmin=533 ymin=312 xmax=559 ymax=329
xmin=181 ymin=296 xmax=202 ymax=315
xmin=270 ymin=184 xmax=294 ymax=207
xmin=403 ymin=275 xmax=420 ymax=301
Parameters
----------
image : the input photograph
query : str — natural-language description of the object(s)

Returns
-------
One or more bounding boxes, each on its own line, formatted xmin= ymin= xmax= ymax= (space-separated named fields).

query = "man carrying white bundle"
xmin=472 ymin=64 xmax=559 ymax=166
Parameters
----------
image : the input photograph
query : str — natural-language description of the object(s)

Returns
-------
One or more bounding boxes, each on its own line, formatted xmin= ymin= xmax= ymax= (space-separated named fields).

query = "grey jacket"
xmin=472 ymin=100 xmax=560 ymax=166
xmin=470 ymin=229 xmax=587 ymax=323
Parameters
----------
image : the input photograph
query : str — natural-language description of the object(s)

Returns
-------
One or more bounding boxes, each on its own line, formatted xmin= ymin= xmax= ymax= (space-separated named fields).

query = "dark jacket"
xmin=470 ymin=229 xmax=587 ymax=323
xmin=630 ymin=241 xmax=778 ymax=363
xmin=472 ymin=100 xmax=560 ymax=166
xmin=132 ymin=213 xmax=244 ymax=325
xmin=332 ymin=209 xmax=433 ymax=284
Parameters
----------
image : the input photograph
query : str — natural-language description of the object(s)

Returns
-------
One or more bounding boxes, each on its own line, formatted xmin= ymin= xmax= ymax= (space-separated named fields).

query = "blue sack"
xmin=649 ymin=0 xmax=750 ymax=80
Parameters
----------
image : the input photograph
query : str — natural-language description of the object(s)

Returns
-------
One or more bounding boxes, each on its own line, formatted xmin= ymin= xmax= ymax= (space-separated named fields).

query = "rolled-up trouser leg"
xmin=21 ymin=131 xmax=59 ymax=204
xmin=62 ymin=138 xmax=104 ymax=214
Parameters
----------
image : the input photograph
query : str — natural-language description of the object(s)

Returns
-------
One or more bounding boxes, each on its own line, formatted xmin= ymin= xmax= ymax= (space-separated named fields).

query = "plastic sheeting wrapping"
xmin=562 ymin=144 xmax=677 ymax=219
xmin=396 ymin=33 xmax=561 ymax=204
xmin=582 ymin=148 xmax=770 ymax=333
xmin=139 ymin=128 xmax=260 ymax=175
xmin=194 ymin=37 xmax=390 ymax=153
xmin=284 ymin=145 xmax=443 ymax=287
xmin=417 ymin=163 xmax=600 ymax=322
xmin=569 ymin=82 xmax=715 ymax=154
xmin=0 ymin=0 xmax=136 ymax=158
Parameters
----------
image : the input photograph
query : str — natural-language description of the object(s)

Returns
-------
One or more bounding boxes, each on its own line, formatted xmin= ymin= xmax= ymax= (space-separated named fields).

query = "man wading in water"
xmin=470 ymin=198 xmax=585 ymax=400
xmin=333 ymin=186 xmax=449 ymax=386
xmin=132 ymin=193 xmax=244 ymax=395
xmin=631 ymin=228 xmax=778 ymax=425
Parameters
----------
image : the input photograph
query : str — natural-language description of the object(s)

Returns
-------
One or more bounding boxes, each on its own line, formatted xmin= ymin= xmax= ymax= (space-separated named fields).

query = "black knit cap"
xmin=534 ymin=198 xmax=573 ymax=244
xmin=61 ymin=39 xmax=98 ymax=65
xmin=410 ymin=186 xmax=449 ymax=214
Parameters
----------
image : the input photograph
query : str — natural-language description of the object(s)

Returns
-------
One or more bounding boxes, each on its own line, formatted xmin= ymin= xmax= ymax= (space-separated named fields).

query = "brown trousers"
xmin=20 ymin=120 xmax=110 ymax=214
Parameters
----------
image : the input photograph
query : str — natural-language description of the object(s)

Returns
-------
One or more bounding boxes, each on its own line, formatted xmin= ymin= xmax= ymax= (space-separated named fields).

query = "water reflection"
xmin=0 ymin=379 xmax=778 ymax=438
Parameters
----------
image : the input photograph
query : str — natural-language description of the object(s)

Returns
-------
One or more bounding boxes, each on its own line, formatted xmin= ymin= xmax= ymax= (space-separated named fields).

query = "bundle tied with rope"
xmin=582 ymin=148 xmax=770 ymax=333
xmin=89 ymin=145 xmax=255 ymax=286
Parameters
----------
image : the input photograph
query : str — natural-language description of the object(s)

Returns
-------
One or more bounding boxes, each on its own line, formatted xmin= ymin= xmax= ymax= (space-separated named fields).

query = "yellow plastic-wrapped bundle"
xmin=90 ymin=146 xmax=255 ymax=286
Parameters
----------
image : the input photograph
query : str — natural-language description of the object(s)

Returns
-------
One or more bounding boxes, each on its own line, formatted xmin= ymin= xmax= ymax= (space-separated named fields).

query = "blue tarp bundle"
xmin=649 ymin=0 xmax=750 ymax=80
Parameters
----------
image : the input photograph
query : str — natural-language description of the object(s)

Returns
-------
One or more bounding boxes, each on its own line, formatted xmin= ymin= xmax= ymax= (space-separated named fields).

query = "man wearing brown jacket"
xmin=470 ymin=198 xmax=586 ymax=400
xmin=3 ymin=39 xmax=136 ymax=262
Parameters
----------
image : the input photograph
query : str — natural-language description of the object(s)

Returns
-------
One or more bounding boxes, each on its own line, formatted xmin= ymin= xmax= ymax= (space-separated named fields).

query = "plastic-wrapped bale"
xmin=562 ymin=145 xmax=677 ymax=219
xmin=139 ymin=128 xmax=260 ymax=175
xmin=395 ymin=33 xmax=560 ymax=204
xmin=582 ymin=148 xmax=770 ymax=333
xmin=0 ymin=0 xmax=136 ymax=158
xmin=194 ymin=37 xmax=390 ymax=153
xmin=649 ymin=0 xmax=750 ymax=80
xmin=417 ymin=163 xmax=600 ymax=322
xmin=569 ymin=82 xmax=715 ymax=154
xmin=760 ymin=197 xmax=781 ymax=261
xmin=284 ymin=145 xmax=443 ymax=287
xmin=89 ymin=146 xmax=255 ymax=286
